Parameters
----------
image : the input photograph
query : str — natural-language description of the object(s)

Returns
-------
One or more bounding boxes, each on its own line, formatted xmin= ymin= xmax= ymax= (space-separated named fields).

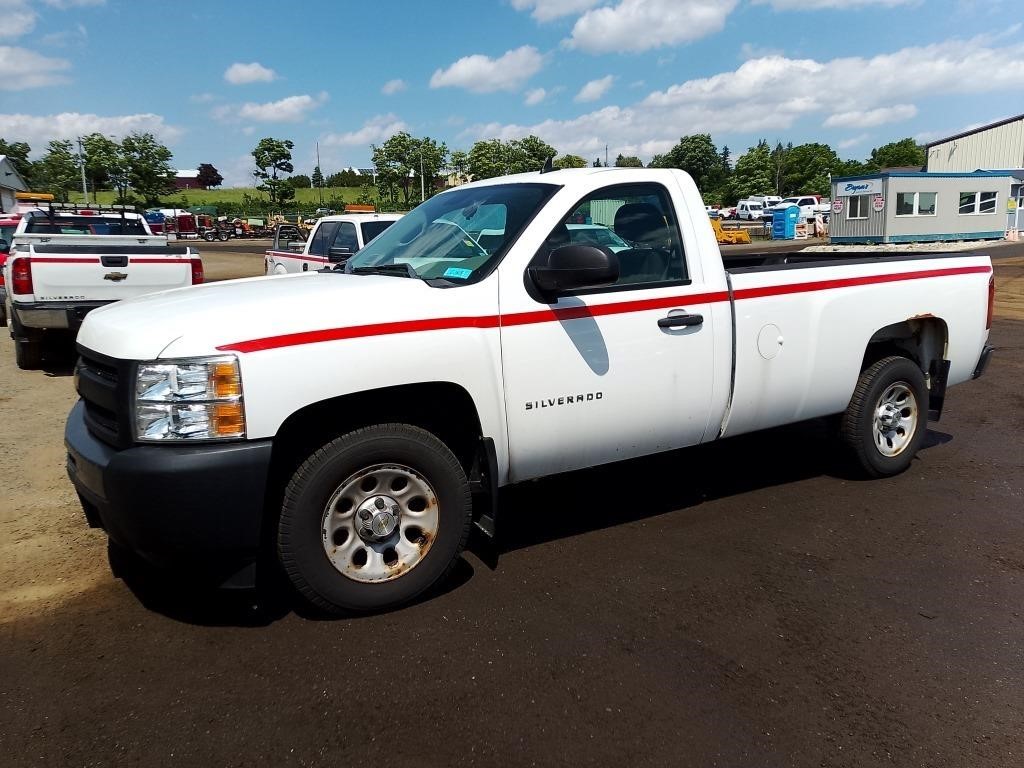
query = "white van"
xmin=736 ymin=200 xmax=765 ymax=221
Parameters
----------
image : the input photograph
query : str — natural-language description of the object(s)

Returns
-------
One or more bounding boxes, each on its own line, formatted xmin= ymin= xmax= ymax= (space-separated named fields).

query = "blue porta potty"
xmin=772 ymin=205 xmax=800 ymax=239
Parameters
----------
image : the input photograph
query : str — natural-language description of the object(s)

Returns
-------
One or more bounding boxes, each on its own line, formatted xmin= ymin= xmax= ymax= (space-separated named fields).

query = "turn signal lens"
xmin=212 ymin=402 xmax=245 ymax=437
xmin=212 ymin=361 xmax=242 ymax=398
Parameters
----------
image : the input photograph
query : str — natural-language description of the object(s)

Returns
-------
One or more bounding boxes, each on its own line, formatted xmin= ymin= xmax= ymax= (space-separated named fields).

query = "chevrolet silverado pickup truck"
xmin=3 ymin=204 xmax=203 ymax=369
xmin=265 ymin=212 xmax=402 ymax=275
xmin=64 ymin=168 xmax=995 ymax=614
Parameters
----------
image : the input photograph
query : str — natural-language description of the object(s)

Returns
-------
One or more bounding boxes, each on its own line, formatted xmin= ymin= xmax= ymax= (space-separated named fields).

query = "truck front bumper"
xmin=13 ymin=300 xmax=112 ymax=331
xmin=65 ymin=400 xmax=273 ymax=585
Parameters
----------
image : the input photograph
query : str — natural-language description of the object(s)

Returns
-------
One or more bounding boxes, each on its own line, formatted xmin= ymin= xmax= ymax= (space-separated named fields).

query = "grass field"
xmin=91 ymin=186 xmax=377 ymax=211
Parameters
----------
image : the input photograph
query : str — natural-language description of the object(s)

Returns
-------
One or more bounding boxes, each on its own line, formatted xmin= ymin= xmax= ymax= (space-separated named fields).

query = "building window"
xmin=847 ymin=194 xmax=870 ymax=219
xmin=958 ymin=191 xmax=998 ymax=215
xmin=896 ymin=191 xmax=937 ymax=216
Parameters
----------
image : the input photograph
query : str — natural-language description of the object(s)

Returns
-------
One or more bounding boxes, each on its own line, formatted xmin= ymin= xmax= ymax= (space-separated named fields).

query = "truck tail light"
xmin=190 ymin=257 xmax=204 ymax=285
xmin=985 ymin=274 xmax=995 ymax=330
xmin=12 ymin=257 xmax=33 ymax=295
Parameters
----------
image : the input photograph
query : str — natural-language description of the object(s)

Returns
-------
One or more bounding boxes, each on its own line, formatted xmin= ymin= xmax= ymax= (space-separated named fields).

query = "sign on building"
xmin=838 ymin=179 xmax=881 ymax=196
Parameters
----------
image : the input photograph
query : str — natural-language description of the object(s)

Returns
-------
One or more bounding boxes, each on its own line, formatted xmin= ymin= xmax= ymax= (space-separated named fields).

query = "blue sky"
xmin=1 ymin=0 xmax=1019 ymax=185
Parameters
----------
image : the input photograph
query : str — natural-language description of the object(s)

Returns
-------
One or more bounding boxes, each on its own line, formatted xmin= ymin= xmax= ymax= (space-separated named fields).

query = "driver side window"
xmin=540 ymin=183 xmax=687 ymax=290
xmin=333 ymin=222 xmax=359 ymax=253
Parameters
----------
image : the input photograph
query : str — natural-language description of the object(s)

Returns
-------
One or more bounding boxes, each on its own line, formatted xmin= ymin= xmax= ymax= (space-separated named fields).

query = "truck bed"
xmin=722 ymin=249 xmax=989 ymax=273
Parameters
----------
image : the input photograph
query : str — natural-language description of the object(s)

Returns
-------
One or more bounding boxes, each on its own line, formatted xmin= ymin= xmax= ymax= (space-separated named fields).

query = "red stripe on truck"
xmin=216 ymin=264 xmax=992 ymax=354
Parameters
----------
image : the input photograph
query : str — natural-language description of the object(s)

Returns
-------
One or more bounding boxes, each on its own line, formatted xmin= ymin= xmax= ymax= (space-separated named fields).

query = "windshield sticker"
xmin=443 ymin=267 xmax=473 ymax=279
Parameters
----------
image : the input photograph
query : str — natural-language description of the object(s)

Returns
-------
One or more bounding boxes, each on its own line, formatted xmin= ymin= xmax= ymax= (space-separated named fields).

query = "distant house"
xmin=0 ymin=155 xmax=29 ymax=213
xmin=173 ymin=169 xmax=204 ymax=190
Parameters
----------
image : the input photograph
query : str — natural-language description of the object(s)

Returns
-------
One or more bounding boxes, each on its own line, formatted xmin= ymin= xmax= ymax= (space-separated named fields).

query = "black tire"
xmin=14 ymin=337 xmax=43 ymax=369
xmin=278 ymin=424 xmax=472 ymax=614
xmin=203 ymin=230 xmax=216 ymax=242
xmin=841 ymin=356 xmax=928 ymax=478
xmin=217 ymin=230 xmax=230 ymax=241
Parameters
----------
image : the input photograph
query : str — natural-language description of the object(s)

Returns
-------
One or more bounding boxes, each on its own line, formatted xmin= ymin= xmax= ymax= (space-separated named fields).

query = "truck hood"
xmin=77 ymin=272 xmax=447 ymax=360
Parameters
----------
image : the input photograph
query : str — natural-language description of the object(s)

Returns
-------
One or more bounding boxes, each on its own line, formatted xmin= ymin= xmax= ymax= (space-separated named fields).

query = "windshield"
xmin=347 ymin=183 xmax=558 ymax=283
xmin=25 ymin=215 xmax=149 ymax=235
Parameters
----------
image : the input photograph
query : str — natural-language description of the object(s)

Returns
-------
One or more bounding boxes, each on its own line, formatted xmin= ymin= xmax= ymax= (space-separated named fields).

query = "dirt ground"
xmin=1 ymin=242 xmax=1021 ymax=767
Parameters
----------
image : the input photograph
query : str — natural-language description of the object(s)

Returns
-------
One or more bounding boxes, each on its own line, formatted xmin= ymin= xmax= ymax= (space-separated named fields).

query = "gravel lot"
xmin=1 ymin=241 xmax=1021 ymax=767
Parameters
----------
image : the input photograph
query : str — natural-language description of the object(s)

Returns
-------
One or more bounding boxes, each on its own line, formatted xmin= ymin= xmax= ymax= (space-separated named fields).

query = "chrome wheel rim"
xmin=321 ymin=463 xmax=438 ymax=583
xmin=873 ymin=382 xmax=918 ymax=457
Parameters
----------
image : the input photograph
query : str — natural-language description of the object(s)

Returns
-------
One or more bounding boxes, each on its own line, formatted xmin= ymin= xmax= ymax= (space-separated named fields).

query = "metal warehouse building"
xmin=829 ymin=171 xmax=1018 ymax=244
xmin=925 ymin=113 xmax=1024 ymax=172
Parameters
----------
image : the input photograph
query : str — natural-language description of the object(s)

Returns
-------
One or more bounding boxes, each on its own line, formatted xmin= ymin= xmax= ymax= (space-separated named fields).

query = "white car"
xmin=65 ymin=167 xmax=995 ymax=614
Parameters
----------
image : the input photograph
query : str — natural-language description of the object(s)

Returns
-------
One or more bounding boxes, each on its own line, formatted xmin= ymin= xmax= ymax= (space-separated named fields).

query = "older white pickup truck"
xmin=3 ymin=205 xmax=202 ymax=369
xmin=65 ymin=168 xmax=994 ymax=613
xmin=265 ymin=212 xmax=402 ymax=275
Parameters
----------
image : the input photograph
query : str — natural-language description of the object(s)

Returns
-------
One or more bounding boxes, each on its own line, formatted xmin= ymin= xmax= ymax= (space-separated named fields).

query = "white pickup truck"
xmin=3 ymin=206 xmax=202 ymax=369
xmin=764 ymin=195 xmax=831 ymax=221
xmin=64 ymin=168 xmax=995 ymax=614
xmin=264 ymin=212 xmax=402 ymax=275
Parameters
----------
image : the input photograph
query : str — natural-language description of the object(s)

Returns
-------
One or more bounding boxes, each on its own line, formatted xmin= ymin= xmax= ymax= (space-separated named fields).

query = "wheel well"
xmin=861 ymin=317 xmax=948 ymax=374
xmin=263 ymin=382 xmax=485 ymax=523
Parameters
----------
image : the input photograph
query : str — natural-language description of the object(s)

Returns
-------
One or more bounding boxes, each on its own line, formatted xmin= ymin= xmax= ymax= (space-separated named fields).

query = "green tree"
xmin=614 ymin=154 xmax=644 ymax=167
xmin=779 ymin=142 xmax=841 ymax=197
xmin=467 ymin=139 xmax=508 ymax=180
xmin=196 ymin=163 xmax=223 ymax=189
xmin=0 ymin=139 xmax=34 ymax=186
xmin=81 ymin=133 xmax=123 ymax=201
xmin=372 ymin=132 xmax=448 ymax=209
xmin=287 ymin=174 xmax=312 ymax=189
xmin=510 ymin=135 xmax=556 ymax=172
xmin=466 ymin=135 xmax=555 ymax=180
xmin=725 ymin=140 xmax=775 ymax=203
xmin=448 ymin=150 xmax=469 ymax=184
xmin=656 ymin=134 xmax=721 ymax=190
xmin=867 ymin=138 xmax=925 ymax=170
xmin=252 ymin=137 xmax=296 ymax=207
xmin=311 ymin=165 xmax=324 ymax=189
xmin=554 ymin=153 xmax=587 ymax=169
xmin=36 ymin=140 xmax=80 ymax=202
xmin=122 ymin=132 xmax=176 ymax=206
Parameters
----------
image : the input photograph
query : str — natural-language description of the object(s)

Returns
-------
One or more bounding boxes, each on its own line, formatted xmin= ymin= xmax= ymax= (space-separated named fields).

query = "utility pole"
xmin=316 ymin=141 xmax=323 ymax=207
xmin=77 ymin=136 xmax=88 ymax=204
xmin=605 ymin=144 xmax=608 ymax=168
xmin=420 ymin=150 xmax=425 ymax=203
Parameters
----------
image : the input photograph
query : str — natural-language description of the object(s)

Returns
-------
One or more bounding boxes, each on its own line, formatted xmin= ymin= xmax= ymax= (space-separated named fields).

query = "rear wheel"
xmin=278 ymin=424 xmax=472 ymax=614
xmin=203 ymin=230 xmax=216 ymax=242
xmin=841 ymin=356 xmax=927 ymax=477
xmin=217 ymin=230 xmax=230 ymax=241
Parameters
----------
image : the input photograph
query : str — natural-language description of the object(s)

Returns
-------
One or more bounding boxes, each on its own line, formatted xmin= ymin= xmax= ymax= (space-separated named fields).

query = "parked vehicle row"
xmin=63 ymin=167 xmax=994 ymax=615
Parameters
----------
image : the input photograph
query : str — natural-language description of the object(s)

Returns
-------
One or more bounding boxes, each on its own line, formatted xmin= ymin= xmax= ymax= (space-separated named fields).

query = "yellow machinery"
xmin=711 ymin=217 xmax=751 ymax=245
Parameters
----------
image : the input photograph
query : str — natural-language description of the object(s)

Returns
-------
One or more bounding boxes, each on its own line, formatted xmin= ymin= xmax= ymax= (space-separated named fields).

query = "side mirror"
xmin=529 ymin=244 xmax=619 ymax=298
xmin=0 ymin=239 xmax=9 ymax=254
xmin=328 ymin=246 xmax=352 ymax=263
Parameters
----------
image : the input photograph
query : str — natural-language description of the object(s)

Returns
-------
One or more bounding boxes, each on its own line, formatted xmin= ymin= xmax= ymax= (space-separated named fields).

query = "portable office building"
xmin=829 ymin=171 xmax=1017 ymax=244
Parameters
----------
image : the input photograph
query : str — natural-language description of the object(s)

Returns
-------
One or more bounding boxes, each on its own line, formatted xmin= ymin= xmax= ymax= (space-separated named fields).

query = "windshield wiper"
xmin=347 ymin=263 xmax=420 ymax=279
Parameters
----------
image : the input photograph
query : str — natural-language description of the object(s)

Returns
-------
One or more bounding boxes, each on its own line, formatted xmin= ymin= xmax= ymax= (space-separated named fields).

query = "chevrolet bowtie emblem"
xmin=103 ymin=272 xmax=128 ymax=282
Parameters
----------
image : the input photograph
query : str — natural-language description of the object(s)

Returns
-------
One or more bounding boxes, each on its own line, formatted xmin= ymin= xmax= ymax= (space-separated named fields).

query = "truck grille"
xmin=76 ymin=348 xmax=132 ymax=448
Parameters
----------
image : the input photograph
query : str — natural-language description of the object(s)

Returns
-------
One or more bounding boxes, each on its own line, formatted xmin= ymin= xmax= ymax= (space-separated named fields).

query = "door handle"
xmin=658 ymin=313 xmax=704 ymax=328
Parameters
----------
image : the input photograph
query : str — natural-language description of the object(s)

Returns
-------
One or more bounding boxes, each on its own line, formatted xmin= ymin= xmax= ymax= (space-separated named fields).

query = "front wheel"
xmin=278 ymin=424 xmax=473 ymax=614
xmin=841 ymin=356 xmax=928 ymax=477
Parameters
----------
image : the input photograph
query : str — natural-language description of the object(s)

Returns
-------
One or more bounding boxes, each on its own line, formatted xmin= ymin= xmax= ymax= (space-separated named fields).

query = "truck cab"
xmin=266 ymin=212 xmax=403 ymax=275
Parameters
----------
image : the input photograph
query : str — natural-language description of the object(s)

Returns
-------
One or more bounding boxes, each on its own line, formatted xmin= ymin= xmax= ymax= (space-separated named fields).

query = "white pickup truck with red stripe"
xmin=3 ymin=207 xmax=202 ymax=369
xmin=64 ymin=168 xmax=995 ymax=614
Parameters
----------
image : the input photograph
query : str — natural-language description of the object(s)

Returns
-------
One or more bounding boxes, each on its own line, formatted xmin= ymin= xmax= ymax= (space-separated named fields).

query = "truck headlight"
xmin=134 ymin=356 xmax=245 ymax=441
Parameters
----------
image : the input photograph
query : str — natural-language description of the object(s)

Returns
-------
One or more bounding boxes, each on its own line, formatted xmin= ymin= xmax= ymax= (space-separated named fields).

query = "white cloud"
xmin=756 ymin=0 xmax=916 ymax=8
xmin=824 ymin=104 xmax=917 ymax=129
xmin=524 ymin=87 xmax=548 ymax=105
xmin=739 ymin=42 xmax=783 ymax=60
xmin=575 ymin=75 xmax=614 ymax=103
xmin=0 ymin=0 xmax=103 ymax=40
xmin=429 ymin=45 xmax=544 ymax=93
xmin=566 ymin=0 xmax=738 ymax=54
xmin=381 ymin=78 xmax=407 ymax=95
xmin=0 ymin=46 xmax=70 ymax=89
xmin=321 ymin=114 xmax=409 ymax=147
xmin=190 ymin=92 xmax=217 ymax=103
xmin=838 ymin=134 xmax=871 ymax=150
xmin=462 ymin=35 xmax=1024 ymax=162
xmin=224 ymin=61 xmax=277 ymax=85
xmin=510 ymin=0 xmax=600 ymax=21
xmin=216 ymin=93 xmax=327 ymax=123
xmin=0 ymin=112 xmax=182 ymax=148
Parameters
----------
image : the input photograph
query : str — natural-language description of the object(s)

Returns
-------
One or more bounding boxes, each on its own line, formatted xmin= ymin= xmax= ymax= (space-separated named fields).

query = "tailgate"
xmin=27 ymin=244 xmax=196 ymax=301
